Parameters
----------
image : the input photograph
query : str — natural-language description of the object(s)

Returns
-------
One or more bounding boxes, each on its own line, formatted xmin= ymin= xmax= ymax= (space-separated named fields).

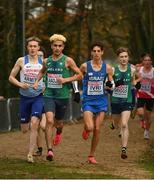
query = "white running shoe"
xmin=144 ymin=130 xmax=149 ymax=140
xmin=27 ymin=154 xmax=34 ymax=163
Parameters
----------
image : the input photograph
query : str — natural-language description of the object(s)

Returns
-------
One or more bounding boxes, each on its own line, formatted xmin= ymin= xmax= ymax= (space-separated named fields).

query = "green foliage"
xmin=0 ymin=0 xmax=19 ymax=97
xmin=1 ymin=0 xmax=154 ymax=97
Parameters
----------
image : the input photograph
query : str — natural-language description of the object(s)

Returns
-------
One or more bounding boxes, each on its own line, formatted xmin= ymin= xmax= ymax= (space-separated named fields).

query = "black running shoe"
xmin=121 ymin=147 xmax=127 ymax=159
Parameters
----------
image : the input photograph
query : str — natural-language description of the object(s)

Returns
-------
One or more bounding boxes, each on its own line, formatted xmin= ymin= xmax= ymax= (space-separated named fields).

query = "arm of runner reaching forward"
xmin=130 ymin=64 xmax=141 ymax=119
xmin=132 ymin=65 xmax=142 ymax=89
xmin=57 ymin=57 xmax=83 ymax=84
xmin=33 ymin=58 xmax=47 ymax=90
xmin=105 ymin=64 xmax=115 ymax=91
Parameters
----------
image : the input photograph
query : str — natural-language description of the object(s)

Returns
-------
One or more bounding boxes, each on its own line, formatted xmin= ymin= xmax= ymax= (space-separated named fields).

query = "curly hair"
xmin=49 ymin=34 xmax=66 ymax=43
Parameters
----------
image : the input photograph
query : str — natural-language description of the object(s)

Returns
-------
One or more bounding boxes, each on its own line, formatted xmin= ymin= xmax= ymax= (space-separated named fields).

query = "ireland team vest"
xmin=112 ymin=64 xmax=132 ymax=103
xmin=20 ymin=55 xmax=44 ymax=97
xmin=43 ymin=55 xmax=71 ymax=99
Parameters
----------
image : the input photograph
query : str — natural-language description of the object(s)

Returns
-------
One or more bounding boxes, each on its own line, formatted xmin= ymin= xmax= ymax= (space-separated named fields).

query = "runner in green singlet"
xmin=34 ymin=34 xmax=82 ymax=161
xmin=111 ymin=47 xmax=137 ymax=159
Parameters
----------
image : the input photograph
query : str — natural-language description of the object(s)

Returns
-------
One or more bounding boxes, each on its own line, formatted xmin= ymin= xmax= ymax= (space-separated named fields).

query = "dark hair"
xmin=116 ymin=47 xmax=129 ymax=56
xmin=140 ymin=53 xmax=152 ymax=61
xmin=39 ymin=46 xmax=47 ymax=58
xmin=91 ymin=41 xmax=104 ymax=51
xmin=26 ymin=36 xmax=41 ymax=45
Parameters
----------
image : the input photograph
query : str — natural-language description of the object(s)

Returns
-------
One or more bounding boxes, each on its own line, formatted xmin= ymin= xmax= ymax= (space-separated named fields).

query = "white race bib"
xmin=24 ymin=74 xmax=37 ymax=85
xmin=112 ymin=85 xmax=128 ymax=98
xmin=47 ymin=74 xmax=62 ymax=88
xmin=87 ymin=81 xmax=103 ymax=95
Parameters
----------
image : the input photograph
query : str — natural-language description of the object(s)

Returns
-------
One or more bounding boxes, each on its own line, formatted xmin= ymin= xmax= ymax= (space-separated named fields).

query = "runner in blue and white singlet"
xmin=9 ymin=37 xmax=44 ymax=163
xmin=80 ymin=41 xmax=113 ymax=164
xmin=20 ymin=55 xmax=44 ymax=97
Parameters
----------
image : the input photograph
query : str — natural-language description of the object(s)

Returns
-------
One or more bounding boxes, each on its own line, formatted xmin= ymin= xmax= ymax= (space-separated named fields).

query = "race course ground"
xmin=0 ymin=115 xmax=154 ymax=179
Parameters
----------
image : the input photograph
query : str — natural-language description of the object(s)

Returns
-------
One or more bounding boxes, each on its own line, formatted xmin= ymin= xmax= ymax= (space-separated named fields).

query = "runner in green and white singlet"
xmin=44 ymin=55 xmax=71 ymax=99
xmin=34 ymin=34 xmax=82 ymax=161
xmin=111 ymin=47 xmax=136 ymax=160
xmin=112 ymin=64 xmax=132 ymax=104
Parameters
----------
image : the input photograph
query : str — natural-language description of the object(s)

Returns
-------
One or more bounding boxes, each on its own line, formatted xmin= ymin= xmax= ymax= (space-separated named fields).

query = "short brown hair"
xmin=140 ymin=53 xmax=152 ymax=61
xmin=26 ymin=36 xmax=41 ymax=45
xmin=116 ymin=47 xmax=129 ymax=56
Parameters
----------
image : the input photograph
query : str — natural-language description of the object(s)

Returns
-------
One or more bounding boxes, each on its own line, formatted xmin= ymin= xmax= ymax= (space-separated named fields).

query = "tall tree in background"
xmin=0 ymin=0 xmax=17 ymax=97
xmin=1 ymin=0 xmax=154 ymax=97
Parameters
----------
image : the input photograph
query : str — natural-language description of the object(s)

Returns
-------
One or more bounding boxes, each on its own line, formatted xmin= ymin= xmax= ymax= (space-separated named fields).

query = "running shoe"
xmin=88 ymin=156 xmax=98 ymax=164
xmin=27 ymin=154 xmax=34 ymax=163
xmin=46 ymin=150 xmax=54 ymax=161
xmin=144 ymin=130 xmax=149 ymax=140
xmin=33 ymin=149 xmax=42 ymax=156
xmin=82 ymin=130 xmax=90 ymax=140
xmin=53 ymin=134 xmax=62 ymax=146
xmin=121 ymin=147 xmax=127 ymax=159
xmin=109 ymin=123 xmax=115 ymax=130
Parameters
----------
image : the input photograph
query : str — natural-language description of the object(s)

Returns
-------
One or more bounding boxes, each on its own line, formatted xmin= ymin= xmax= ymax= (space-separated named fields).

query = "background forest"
xmin=0 ymin=0 xmax=154 ymax=97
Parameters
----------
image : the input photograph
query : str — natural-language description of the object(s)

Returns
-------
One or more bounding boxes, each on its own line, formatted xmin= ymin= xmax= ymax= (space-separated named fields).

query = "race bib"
xmin=112 ymin=85 xmax=128 ymax=98
xmin=141 ymin=82 xmax=151 ymax=92
xmin=141 ymin=79 xmax=152 ymax=92
xmin=24 ymin=74 xmax=37 ymax=85
xmin=87 ymin=81 xmax=103 ymax=95
xmin=47 ymin=74 xmax=62 ymax=88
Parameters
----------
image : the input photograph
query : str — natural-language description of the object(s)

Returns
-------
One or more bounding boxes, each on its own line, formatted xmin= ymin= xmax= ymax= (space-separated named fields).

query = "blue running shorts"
xmin=20 ymin=94 xmax=44 ymax=124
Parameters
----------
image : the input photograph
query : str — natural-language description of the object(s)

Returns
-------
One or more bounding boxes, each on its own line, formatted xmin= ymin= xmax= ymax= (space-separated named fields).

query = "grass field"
xmin=0 ymin=149 xmax=154 ymax=179
xmin=138 ymin=140 xmax=154 ymax=179
xmin=0 ymin=157 xmax=124 ymax=179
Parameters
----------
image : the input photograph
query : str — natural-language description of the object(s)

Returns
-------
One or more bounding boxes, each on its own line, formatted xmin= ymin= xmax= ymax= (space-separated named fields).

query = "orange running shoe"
xmin=82 ymin=130 xmax=90 ymax=140
xmin=88 ymin=156 xmax=98 ymax=164
xmin=53 ymin=134 xmax=62 ymax=146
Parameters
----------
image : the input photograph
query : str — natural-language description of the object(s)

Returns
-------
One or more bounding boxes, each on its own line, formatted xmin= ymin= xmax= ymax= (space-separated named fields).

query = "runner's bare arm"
xmin=80 ymin=62 xmax=87 ymax=75
xmin=106 ymin=64 xmax=115 ymax=90
xmin=131 ymin=66 xmax=141 ymax=85
xmin=9 ymin=58 xmax=29 ymax=89
xmin=57 ymin=57 xmax=83 ymax=84
xmin=33 ymin=59 xmax=47 ymax=89
xmin=106 ymin=64 xmax=113 ymax=81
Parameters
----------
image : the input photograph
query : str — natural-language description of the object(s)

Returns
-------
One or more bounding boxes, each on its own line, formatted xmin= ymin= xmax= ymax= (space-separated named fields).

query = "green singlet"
xmin=112 ymin=64 xmax=132 ymax=103
xmin=43 ymin=55 xmax=71 ymax=99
